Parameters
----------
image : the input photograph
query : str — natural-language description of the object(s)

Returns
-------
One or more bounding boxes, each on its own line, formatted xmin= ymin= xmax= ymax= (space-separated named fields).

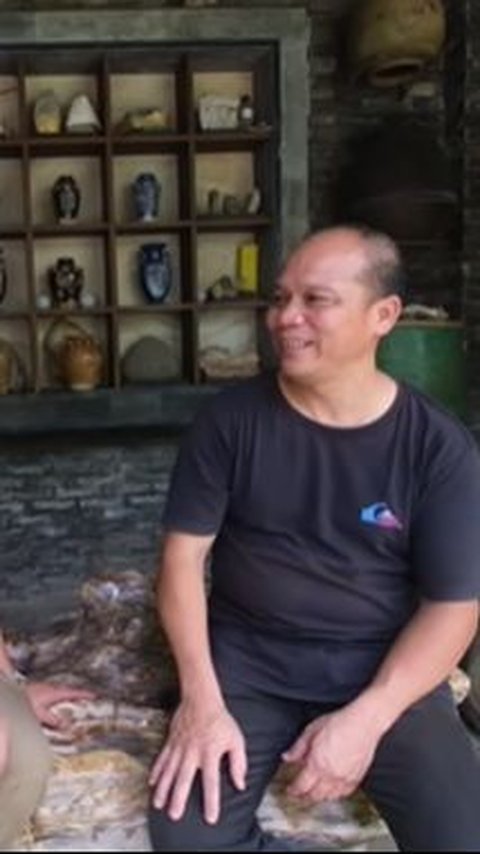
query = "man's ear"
xmin=375 ymin=295 xmax=402 ymax=336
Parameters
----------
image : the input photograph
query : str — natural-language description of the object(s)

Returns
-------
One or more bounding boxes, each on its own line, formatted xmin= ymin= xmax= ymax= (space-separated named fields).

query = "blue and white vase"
xmin=52 ymin=175 xmax=81 ymax=223
xmin=133 ymin=173 xmax=160 ymax=222
xmin=138 ymin=243 xmax=172 ymax=304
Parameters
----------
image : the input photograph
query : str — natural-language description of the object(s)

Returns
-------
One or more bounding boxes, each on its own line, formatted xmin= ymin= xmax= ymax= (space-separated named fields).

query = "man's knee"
xmin=148 ymin=803 xmax=214 ymax=852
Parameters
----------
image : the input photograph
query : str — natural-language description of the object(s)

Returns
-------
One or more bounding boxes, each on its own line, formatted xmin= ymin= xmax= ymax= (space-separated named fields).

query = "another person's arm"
xmin=0 ymin=630 xmax=93 ymax=730
xmin=149 ymin=532 xmax=247 ymax=824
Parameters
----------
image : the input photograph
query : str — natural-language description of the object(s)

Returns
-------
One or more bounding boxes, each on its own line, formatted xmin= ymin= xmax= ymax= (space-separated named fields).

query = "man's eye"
xmin=305 ymin=295 xmax=328 ymax=305
xmin=271 ymin=293 xmax=287 ymax=307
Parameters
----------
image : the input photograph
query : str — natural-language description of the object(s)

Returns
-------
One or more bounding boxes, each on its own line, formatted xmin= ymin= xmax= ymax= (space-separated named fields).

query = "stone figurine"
xmin=48 ymin=257 xmax=84 ymax=308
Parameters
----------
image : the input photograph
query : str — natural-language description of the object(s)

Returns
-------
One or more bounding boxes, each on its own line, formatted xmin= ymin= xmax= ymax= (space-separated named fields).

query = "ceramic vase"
xmin=49 ymin=257 xmax=84 ymax=308
xmin=132 ymin=173 xmax=160 ymax=222
xmin=348 ymin=0 xmax=446 ymax=87
xmin=52 ymin=175 xmax=81 ymax=223
xmin=138 ymin=243 xmax=172 ymax=304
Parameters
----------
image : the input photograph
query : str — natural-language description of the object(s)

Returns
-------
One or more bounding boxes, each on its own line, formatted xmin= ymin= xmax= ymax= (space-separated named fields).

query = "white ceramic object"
xmin=198 ymin=95 xmax=239 ymax=131
xmin=66 ymin=94 xmax=101 ymax=134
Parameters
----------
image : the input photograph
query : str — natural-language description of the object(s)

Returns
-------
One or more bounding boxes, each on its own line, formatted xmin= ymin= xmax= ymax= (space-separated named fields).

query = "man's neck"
xmin=278 ymin=369 xmax=399 ymax=429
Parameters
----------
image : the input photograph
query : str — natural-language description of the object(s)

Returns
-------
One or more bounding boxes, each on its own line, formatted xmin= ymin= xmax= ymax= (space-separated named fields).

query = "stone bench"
xmin=14 ymin=669 xmax=470 ymax=853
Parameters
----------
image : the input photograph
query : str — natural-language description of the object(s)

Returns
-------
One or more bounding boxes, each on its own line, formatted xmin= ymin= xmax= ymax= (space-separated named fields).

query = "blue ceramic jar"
xmin=138 ymin=243 xmax=172 ymax=303
xmin=52 ymin=175 xmax=81 ymax=223
xmin=133 ymin=173 xmax=160 ymax=222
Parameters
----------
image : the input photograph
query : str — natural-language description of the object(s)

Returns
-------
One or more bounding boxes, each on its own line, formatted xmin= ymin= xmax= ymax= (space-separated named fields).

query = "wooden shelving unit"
xmin=0 ymin=43 xmax=280 ymax=394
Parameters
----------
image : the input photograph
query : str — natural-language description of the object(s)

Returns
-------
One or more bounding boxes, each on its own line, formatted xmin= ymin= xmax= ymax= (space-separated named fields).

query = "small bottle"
xmin=237 ymin=94 xmax=254 ymax=131
xmin=237 ymin=242 xmax=259 ymax=296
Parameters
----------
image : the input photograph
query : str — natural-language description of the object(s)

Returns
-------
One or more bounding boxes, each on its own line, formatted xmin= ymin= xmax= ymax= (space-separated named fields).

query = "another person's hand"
xmin=0 ymin=714 xmax=9 ymax=777
xmin=282 ymin=703 xmax=382 ymax=803
xmin=149 ymin=699 xmax=247 ymax=825
xmin=25 ymin=682 xmax=94 ymax=729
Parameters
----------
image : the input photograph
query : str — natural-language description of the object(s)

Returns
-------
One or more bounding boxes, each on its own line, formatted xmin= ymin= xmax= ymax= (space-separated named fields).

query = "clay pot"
xmin=348 ymin=0 xmax=446 ymax=87
xmin=61 ymin=335 xmax=103 ymax=391
xmin=45 ymin=318 xmax=103 ymax=392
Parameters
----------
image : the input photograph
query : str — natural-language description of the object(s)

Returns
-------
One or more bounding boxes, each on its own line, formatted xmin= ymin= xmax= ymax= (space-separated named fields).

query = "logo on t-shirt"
xmin=360 ymin=502 xmax=403 ymax=531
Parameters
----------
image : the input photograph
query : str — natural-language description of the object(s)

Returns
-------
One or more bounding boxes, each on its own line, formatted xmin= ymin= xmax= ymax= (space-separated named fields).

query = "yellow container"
xmin=237 ymin=242 xmax=259 ymax=295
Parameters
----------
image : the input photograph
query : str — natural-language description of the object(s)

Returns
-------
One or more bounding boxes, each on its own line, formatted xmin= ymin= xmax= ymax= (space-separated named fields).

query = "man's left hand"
xmin=282 ymin=704 xmax=382 ymax=803
xmin=25 ymin=682 xmax=95 ymax=729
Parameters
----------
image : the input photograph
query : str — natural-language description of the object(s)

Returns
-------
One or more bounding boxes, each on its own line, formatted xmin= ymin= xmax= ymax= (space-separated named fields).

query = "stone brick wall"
xmin=0 ymin=435 xmax=178 ymax=622
xmin=0 ymin=0 xmax=474 ymax=619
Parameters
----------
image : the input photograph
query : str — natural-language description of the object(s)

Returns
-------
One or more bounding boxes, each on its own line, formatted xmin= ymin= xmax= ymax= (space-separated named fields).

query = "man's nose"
xmin=276 ymin=299 xmax=305 ymax=325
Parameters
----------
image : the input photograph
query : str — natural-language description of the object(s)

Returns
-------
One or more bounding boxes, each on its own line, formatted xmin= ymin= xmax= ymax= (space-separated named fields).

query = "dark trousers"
xmin=148 ymin=683 xmax=480 ymax=852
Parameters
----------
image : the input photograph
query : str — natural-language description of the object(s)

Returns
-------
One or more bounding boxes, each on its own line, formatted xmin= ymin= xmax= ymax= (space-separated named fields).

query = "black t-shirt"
xmin=163 ymin=372 xmax=480 ymax=701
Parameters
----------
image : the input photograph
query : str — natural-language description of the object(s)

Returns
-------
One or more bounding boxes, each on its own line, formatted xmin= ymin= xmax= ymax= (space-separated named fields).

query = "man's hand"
xmin=25 ymin=682 xmax=94 ymax=729
xmin=149 ymin=699 xmax=247 ymax=825
xmin=282 ymin=703 xmax=382 ymax=803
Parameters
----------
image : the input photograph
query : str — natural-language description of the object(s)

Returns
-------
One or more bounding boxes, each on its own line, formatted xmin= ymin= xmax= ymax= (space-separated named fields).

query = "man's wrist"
xmin=349 ymin=685 xmax=401 ymax=739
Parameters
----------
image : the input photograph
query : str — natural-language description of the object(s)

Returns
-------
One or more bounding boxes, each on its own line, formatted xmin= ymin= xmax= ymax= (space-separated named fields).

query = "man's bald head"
xmin=295 ymin=226 xmax=405 ymax=303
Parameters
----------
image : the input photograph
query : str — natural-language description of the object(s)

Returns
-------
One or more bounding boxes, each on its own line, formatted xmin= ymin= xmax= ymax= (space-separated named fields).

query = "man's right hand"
xmin=149 ymin=699 xmax=247 ymax=825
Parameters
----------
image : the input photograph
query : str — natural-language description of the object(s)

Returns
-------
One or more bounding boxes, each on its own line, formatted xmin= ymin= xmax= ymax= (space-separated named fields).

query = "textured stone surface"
xmin=12 ymin=698 xmax=395 ymax=853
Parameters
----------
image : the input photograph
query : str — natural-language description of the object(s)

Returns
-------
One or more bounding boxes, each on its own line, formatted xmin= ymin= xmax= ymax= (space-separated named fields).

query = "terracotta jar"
xmin=348 ymin=0 xmax=446 ymax=87
xmin=61 ymin=334 xmax=103 ymax=391
xmin=45 ymin=318 xmax=103 ymax=392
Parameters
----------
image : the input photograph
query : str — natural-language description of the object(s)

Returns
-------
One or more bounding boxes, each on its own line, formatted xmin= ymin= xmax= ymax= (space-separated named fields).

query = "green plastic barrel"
xmin=377 ymin=320 xmax=467 ymax=419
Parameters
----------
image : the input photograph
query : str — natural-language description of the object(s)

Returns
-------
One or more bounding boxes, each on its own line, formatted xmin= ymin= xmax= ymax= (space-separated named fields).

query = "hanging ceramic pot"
xmin=348 ymin=0 xmax=446 ymax=87
xmin=138 ymin=243 xmax=172 ymax=304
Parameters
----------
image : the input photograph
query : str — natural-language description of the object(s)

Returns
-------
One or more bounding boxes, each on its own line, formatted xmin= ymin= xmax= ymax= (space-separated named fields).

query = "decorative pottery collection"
xmin=138 ymin=242 xmax=172 ymax=304
xmin=33 ymin=91 xmax=101 ymax=135
xmin=45 ymin=317 xmax=103 ymax=392
xmin=348 ymin=0 xmax=446 ymax=87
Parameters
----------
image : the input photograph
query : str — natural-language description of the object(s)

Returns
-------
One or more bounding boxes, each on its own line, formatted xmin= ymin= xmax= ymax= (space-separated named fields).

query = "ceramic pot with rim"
xmin=348 ymin=0 xmax=446 ymax=87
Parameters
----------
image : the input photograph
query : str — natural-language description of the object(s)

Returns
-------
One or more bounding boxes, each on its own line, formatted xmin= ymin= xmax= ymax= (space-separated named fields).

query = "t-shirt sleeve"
xmin=411 ymin=439 xmax=480 ymax=601
xmin=162 ymin=398 xmax=234 ymax=536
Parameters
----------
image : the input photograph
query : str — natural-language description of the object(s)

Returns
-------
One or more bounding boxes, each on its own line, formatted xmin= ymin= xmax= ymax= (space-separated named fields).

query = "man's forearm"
xmin=158 ymin=534 xmax=224 ymax=709
xmin=352 ymin=600 xmax=479 ymax=737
